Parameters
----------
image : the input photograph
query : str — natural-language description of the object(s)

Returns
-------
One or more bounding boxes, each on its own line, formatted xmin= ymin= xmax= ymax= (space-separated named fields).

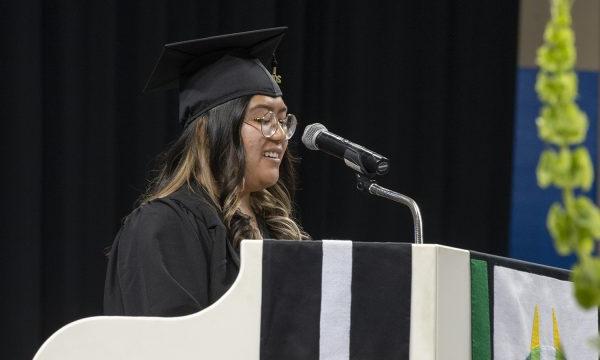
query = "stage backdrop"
xmin=1 ymin=0 xmax=519 ymax=358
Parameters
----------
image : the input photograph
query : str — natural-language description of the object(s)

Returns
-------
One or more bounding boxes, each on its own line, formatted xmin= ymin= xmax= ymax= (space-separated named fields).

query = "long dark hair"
xmin=143 ymin=96 xmax=308 ymax=246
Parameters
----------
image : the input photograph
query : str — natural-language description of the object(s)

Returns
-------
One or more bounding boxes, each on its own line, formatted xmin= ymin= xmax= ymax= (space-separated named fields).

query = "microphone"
xmin=302 ymin=123 xmax=389 ymax=177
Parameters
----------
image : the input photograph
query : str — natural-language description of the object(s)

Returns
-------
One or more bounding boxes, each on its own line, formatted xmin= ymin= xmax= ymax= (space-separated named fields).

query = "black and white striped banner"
xmin=260 ymin=240 xmax=411 ymax=359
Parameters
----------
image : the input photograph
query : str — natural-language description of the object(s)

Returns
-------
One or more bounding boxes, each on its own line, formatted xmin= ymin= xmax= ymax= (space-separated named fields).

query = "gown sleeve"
xmin=104 ymin=198 xmax=212 ymax=316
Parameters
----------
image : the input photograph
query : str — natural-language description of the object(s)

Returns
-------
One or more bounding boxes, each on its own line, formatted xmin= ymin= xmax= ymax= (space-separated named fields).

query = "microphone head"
xmin=302 ymin=123 xmax=327 ymax=150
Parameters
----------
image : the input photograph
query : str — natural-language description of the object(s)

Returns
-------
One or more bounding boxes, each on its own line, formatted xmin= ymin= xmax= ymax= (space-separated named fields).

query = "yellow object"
xmin=531 ymin=305 xmax=541 ymax=350
xmin=552 ymin=308 xmax=562 ymax=349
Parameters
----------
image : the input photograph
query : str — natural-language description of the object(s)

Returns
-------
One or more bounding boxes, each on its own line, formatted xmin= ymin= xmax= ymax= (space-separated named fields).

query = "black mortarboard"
xmin=144 ymin=27 xmax=287 ymax=125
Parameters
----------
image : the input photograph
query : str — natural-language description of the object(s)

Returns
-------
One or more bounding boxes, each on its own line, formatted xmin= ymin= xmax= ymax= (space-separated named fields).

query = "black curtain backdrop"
xmin=1 ymin=0 xmax=518 ymax=358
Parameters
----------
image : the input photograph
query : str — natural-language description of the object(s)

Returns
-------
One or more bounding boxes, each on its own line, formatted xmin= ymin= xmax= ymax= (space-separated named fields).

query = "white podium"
xmin=34 ymin=240 xmax=598 ymax=360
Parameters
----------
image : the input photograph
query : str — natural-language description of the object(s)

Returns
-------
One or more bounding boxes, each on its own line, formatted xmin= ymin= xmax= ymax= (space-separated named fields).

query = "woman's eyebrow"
xmin=251 ymin=104 xmax=288 ymax=113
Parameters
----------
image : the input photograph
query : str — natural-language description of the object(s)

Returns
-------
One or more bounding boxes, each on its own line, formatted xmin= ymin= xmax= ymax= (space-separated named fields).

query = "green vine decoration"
xmin=536 ymin=0 xmax=600 ymax=309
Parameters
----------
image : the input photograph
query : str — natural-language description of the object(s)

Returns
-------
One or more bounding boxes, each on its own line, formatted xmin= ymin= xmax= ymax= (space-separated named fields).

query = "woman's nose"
xmin=270 ymin=122 xmax=287 ymax=142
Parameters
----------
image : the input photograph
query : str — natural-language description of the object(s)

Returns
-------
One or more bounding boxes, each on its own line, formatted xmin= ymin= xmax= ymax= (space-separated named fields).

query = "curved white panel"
xmin=34 ymin=240 xmax=263 ymax=360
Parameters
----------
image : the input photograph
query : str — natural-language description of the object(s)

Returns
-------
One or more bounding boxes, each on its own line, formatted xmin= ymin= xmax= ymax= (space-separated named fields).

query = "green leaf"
xmin=535 ymin=147 xmax=593 ymax=190
xmin=551 ymin=0 xmax=573 ymax=27
xmin=535 ymin=71 xmax=577 ymax=105
xmin=536 ymin=103 xmax=588 ymax=145
xmin=571 ymin=147 xmax=594 ymax=191
xmin=572 ymin=259 xmax=600 ymax=309
xmin=536 ymin=0 xmax=576 ymax=73
xmin=544 ymin=25 xmax=575 ymax=48
xmin=536 ymin=25 xmax=576 ymax=72
xmin=536 ymin=149 xmax=556 ymax=188
xmin=543 ymin=147 xmax=575 ymax=188
xmin=553 ymin=147 xmax=572 ymax=187
xmin=547 ymin=202 xmax=576 ymax=255
xmin=567 ymin=196 xmax=600 ymax=243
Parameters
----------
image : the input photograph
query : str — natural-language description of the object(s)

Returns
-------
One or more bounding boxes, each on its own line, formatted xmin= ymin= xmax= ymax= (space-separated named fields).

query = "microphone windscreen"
xmin=302 ymin=123 xmax=327 ymax=150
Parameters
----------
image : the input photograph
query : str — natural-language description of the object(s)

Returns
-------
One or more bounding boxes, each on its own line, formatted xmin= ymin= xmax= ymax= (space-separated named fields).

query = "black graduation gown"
xmin=104 ymin=186 xmax=267 ymax=317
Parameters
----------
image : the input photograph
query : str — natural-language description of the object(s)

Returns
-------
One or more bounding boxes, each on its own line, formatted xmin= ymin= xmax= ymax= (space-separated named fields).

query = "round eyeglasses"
xmin=244 ymin=111 xmax=297 ymax=140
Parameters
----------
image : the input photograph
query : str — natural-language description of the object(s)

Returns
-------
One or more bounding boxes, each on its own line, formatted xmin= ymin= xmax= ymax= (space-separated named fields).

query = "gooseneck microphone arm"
xmin=302 ymin=123 xmax=424 ymax=244
xmin=356 ymin=174 xmax=424 ymax=244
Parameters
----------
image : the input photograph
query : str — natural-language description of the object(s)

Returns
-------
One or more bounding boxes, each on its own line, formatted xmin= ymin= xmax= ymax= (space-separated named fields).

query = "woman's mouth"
xmin=263 ymin=150 xmax=282 ymax=162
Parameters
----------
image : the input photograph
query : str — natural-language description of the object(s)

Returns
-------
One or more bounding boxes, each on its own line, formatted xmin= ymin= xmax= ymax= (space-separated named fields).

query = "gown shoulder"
xmin=104 ymin=187 xmax=239 ymax=316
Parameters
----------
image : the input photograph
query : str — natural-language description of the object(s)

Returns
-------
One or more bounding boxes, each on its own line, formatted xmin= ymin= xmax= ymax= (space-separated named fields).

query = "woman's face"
xmin=241 ymin=95 xmax=289 ymax=193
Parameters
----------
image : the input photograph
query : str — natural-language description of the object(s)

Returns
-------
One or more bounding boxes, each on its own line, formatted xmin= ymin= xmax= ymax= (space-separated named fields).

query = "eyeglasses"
xmin=244 ymin=111 xmax=297 ymax=140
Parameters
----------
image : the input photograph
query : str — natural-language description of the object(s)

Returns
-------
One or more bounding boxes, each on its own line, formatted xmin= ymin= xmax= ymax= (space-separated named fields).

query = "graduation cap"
xmin=144 ymin=27 xmax=287 ymax=126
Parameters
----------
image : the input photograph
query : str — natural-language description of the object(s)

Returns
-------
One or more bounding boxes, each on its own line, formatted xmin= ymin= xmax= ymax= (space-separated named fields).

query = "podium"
xmin=34 ymin=240 xmax=598 ymax=359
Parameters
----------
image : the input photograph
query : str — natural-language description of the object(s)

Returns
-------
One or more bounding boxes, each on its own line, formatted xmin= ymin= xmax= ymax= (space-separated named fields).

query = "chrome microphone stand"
xmin=356 ymin=174 xmax=424 ymax=244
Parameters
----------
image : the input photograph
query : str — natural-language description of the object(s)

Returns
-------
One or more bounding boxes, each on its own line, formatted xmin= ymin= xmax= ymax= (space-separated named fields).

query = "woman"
xmin=104 ymin=27 xmax=308 ymax=317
